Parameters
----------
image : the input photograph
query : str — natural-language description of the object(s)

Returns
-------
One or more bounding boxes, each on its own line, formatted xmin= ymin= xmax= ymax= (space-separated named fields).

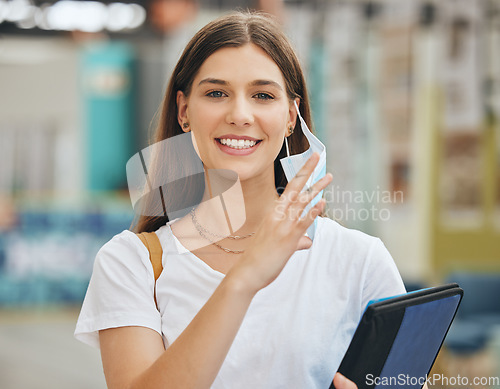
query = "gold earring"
xmin=288 ymin=126 xmax=294 ymax=136
xmin=183 ymin=122 xmax=190 ymax=129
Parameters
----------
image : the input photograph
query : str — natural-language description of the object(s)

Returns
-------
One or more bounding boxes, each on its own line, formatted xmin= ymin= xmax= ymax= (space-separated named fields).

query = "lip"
xmin=216 ymin=134 xmax=261 ymax=141
xmin=214 ymin=137 xmax=262 ymax=156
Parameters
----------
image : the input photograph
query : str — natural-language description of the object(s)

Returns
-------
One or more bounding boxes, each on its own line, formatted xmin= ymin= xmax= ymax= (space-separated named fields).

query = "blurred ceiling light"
xmin=16 ymin=12 xmax=36 ymax=29
xmin=107 ymin=2 xmax=134 ymax=32
xmin=13 ymin=0 xmax=38 ymax=29
xmin=35 ymin=4 xmax=51 ymax=30
xmin=4 ymin=0 xmax=34 ymax=23
xmin=1 ymin=0 xmax=146 ymax=32
xmin=46 ymin=1 xmax=107 ymax=32
xmin=104 ymin=2 xmax=147 ymax=32
xmin=0 ymin=1 xmax=7 ymax=24
xmin=77 ymin=1 xmax=108 ymax=33
xmin=127 ymin=4 xmax=146 ymax=30
xmin=45 ymin=0 xmax=80 ymax=31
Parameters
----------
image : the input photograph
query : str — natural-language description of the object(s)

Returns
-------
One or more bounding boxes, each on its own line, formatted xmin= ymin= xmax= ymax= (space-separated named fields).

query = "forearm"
xmin=130 ymin=271 xmax=255 ymax=389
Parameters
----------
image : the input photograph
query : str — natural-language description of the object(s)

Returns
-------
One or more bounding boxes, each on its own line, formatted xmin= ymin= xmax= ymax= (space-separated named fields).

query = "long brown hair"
xmin=133 ymin=11 xmax=313 ymax=233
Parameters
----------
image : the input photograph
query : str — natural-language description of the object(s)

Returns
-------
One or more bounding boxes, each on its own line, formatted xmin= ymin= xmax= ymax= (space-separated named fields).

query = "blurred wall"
xmin=0 ymin=37 xmax=82 ymax=195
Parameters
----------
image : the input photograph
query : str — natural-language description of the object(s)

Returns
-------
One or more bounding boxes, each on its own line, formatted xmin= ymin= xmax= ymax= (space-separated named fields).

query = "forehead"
xmin=194 ymin=43 xmax=286 ymax=87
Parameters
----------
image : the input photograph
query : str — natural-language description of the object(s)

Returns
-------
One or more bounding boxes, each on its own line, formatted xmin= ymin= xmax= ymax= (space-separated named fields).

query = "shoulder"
xmin=313 ymin=217 xmax=399 ymax=276
xmin=93 ymin=230 xmax=152 ymax=279
xmin=100 ymin=229 xmax=144 ymax=251
xmin=314 ymin=217 xmax=405 ymax=303
xmin=75 ymin=230 xmax=162 ymax=348
xmin=97 ymin=230 xmax=146 ymax=260
xmin=315 ymin=216 xmax=384 ymax=254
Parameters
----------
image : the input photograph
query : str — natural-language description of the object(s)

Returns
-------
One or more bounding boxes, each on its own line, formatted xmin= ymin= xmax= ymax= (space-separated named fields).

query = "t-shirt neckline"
xmin=165 ymin=222 xmax=226 ymax=278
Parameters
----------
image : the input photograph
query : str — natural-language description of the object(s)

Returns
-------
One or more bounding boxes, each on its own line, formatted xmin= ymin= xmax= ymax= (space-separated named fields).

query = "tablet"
xmin=330 ymin=283 xmax=463 ymax=389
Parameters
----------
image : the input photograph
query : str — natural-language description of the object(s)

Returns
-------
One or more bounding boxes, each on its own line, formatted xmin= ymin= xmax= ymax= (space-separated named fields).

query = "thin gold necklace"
xmin=190 ymin=208 xmax=254 ymax=254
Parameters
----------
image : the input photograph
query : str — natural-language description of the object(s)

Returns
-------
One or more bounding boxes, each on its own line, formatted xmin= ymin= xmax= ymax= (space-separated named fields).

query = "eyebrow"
xmin=198 ymin=78 xmax=228 ymax=86
xmin=198 ymin=78 xmax=283 ymax=91
xmin=249 ymin=79 xmax=283 ymax=90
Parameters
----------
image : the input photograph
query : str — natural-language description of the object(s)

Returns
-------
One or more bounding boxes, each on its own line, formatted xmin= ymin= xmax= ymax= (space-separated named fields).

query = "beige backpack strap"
xmin=137 ymin=232 xmax=163 ymax=310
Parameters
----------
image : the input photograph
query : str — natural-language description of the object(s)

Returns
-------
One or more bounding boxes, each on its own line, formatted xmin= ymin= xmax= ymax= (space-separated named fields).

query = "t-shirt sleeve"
xmin=74 ymin=230 xmax=161 ymax=349
xmin=360 ymin=238 xmax=406 ymax=311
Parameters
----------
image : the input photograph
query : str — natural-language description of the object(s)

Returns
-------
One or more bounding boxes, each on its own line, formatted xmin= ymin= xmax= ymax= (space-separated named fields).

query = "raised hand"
xmin=228 ymin=152 xmax=333 ymax=294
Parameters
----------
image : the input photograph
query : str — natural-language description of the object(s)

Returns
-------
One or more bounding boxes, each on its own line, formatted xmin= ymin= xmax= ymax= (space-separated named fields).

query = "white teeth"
xmin=218 ymin=138 xmax=258 ymax=149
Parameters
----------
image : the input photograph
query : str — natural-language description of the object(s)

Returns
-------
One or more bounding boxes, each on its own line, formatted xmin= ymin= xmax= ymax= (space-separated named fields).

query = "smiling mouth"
xmin=216 ymin=138 xmax=262 ymax=150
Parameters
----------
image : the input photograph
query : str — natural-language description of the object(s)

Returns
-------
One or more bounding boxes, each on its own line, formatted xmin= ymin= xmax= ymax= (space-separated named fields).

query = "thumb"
xmin=296 ymin=235 xmax=312 ymax=251
xmin=333 ymin=373 xmax=357 ymax=389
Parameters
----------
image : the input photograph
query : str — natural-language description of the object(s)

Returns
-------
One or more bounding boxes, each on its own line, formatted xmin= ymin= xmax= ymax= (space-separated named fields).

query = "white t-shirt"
xmin=75 ymin=216 xmax=405 ymax=388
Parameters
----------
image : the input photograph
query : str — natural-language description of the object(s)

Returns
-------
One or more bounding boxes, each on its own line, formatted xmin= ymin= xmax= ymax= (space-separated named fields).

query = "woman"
xmin=75 ymin=11 xmax=405 ymax=389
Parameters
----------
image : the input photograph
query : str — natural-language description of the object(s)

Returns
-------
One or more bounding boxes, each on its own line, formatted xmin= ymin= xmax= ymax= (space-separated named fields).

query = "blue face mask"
xmin=280 ymin=101 xmax=327 ymax=240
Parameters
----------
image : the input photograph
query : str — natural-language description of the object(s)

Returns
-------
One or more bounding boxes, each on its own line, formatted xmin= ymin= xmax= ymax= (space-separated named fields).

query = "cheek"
xmin=260 ymin=107 xmax=288 ymax=139
xmin=190 ymin=101 xmax=222 ymax=130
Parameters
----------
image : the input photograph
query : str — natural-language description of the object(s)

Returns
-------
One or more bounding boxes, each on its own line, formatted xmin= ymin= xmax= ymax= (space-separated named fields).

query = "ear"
xmin=176 ymin=90 xmax=190 ymax=132
xmin=286 ymin=97 xmax=300 ymax=136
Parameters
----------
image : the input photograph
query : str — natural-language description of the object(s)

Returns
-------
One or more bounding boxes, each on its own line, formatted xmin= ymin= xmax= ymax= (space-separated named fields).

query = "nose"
xmin=225 ymin=96 xmax=254 ymax=127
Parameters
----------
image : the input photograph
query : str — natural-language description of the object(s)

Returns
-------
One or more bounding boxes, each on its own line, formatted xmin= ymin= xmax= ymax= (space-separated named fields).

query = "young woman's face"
xmin=177 ymin=43 xmax=298 ymax=184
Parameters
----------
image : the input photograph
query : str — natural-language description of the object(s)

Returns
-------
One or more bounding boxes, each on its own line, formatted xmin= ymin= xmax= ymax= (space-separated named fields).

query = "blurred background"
xmin=0 ymin=0 xmax=499 ymax=388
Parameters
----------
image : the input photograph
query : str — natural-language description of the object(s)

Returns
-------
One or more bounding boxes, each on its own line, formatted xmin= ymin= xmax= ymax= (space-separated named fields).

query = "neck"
xmin=196 ymin=170 xmax=279 ymax=235
xmin=239 ymin=177 xmax=279 ymax=231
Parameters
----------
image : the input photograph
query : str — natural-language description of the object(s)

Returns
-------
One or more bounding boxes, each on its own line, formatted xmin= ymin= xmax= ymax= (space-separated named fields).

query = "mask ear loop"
xmin=292 ymin=100 xmax=314 ymax=189
xmin=284 ymin=100 xmax=302 ymax=158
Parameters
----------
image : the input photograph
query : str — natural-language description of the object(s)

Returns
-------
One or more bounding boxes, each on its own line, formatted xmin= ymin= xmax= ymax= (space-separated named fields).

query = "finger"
xmin=296 ymin=235 xmax=312 ymax=251
xmin=307 ymin=172 xmax=333 ymax=194
xmin=298 ymin=198 xmax=325 ymax=228
xmin=297 ymin=173 xmax=332 ymax=207
xmin=281 ymin=153 xmax=320 ymax=202
xmin=333 ymin=373 xmax=357 ymax=389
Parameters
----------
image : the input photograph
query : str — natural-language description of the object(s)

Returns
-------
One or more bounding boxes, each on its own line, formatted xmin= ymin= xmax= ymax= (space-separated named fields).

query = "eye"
xmin=254 ymin=92 xmax=274 ymax=100
xmin=206 ymin=90 xmax=226 ymax=98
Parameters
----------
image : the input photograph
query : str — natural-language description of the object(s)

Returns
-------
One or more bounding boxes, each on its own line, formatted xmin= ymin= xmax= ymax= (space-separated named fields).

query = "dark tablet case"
xmin=330 ymin=283 xmax=463 ymax=389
